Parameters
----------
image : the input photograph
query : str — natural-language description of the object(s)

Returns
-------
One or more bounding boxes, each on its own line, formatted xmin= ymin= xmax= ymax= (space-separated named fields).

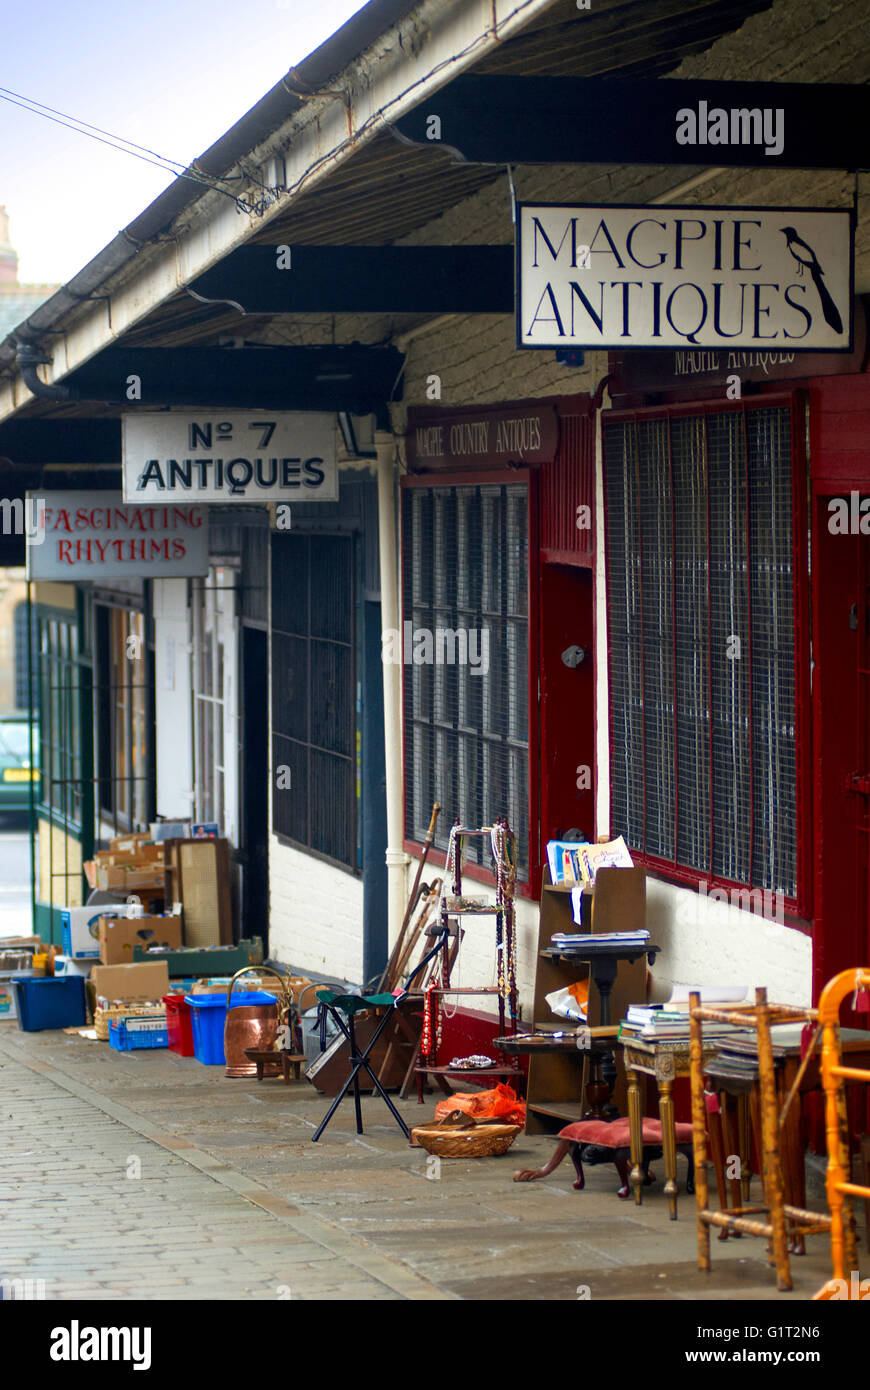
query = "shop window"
xmin=192 ymin=567 xmax=231 ymax=830
xmin=95 ymin=605 xmax=149 ymax=830
xmin=271 ymin=533 xmax=356 ymax=870
xmin=38 ymin=615 xmax=82 ymax=829
xmin=603 ymin=399 xmax=805 ymax=905
xmin=402 ymin=482 xmax=530 ymax=880
xmin=14 ymin=600 xmax=37 ymax=711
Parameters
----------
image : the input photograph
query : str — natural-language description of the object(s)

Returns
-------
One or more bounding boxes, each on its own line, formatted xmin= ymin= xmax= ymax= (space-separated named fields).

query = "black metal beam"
xmin=390 ymin=75 xmax=870 ymax=170
xmin=59 ymin=345 xmax=403 ymax=414
xmin=0 ymin=421 xmax=122 ymax=464
xmin=189 ymin=245 xmax=514 ymax=313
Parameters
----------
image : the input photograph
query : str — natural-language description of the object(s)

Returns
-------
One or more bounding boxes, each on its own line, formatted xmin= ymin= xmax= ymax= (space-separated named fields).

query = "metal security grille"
xmin=14 ymin=600 xmax=37 ymax=711
xmin=271 ymin=533 xmax=356 ymax=869
xmin=604 ymin=401 xmax=797 ymax=900
xmin=402 ymin=482 xmax=529 ymax=879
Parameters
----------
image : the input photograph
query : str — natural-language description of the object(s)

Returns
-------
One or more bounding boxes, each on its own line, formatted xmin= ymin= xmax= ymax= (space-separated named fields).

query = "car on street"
xmin=0 ymin=716 xmax=40 ymax=813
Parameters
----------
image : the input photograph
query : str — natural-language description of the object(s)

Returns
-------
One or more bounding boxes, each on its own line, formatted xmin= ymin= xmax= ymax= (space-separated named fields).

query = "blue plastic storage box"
xmin=13 ymin=975 xmax=87 ymax=1032
xmin=108 ymin=1017 xmax=169 ymax=1051
xmin=185 ymin=990 xmax=276 ymax=1065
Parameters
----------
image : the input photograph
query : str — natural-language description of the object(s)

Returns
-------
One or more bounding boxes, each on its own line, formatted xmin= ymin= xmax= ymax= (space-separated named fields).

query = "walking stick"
xmin=378 ymin=801 xmax=441 ymax=991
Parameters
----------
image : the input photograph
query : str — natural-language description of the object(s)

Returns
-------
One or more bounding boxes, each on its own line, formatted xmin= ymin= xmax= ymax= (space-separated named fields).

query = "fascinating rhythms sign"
xmin=26 ymin=492 xmax=209 ymax=580
xmin=122 ymin=411 xmax=339 ymax=503
xmin=517 ymin=204 xmax=853 ymax=352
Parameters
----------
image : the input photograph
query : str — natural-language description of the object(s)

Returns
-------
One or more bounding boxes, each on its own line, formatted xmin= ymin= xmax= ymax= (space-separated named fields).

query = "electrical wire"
xmin=0 ymin=87 xmax=220 ymax=190
xmin=0 ymin=85 xmax=276 ymax=214
xmin=0 ymin=0 xmax=543 ymax=228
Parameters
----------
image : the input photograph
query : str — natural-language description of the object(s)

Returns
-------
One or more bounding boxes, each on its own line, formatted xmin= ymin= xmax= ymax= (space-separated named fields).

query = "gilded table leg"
xmin=659 ymin=1078 xmax=679 ymax=1220
xmin=626 ymin=1065 xmax=645 ymax=1206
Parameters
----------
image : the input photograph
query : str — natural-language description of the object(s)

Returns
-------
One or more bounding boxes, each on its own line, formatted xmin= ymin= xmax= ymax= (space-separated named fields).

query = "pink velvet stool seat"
xmin=554 ymin=1117 xmax=695 ymax=1198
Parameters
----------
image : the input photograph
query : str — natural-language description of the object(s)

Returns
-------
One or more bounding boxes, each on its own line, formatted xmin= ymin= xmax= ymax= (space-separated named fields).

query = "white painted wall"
xmin=153 ymin=578 xmax=194 ymax=821
xmin=268 ymin=837 xmax=365 ymax=985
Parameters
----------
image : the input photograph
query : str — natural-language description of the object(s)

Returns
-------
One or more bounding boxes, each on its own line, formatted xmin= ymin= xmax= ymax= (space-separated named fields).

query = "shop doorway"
xmin=241 ymin=625 xmax=269 ymax=944
xmin=813 ymin=498 xmax=870 ymax=1017
xmin=539 ymin=563 xmax=595 ymax=860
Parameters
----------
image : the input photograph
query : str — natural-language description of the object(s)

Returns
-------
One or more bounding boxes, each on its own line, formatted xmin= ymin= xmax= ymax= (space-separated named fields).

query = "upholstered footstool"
xmin=514 ymin=1116 xmax=695 ymax=1198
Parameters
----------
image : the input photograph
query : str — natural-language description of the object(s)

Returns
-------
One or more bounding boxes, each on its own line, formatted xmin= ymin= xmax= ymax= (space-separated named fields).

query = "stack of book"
xmin=619 ymin=985 xmax=753 ymax=1043
xmin=553 ymin=928 xmax=650 ymax=950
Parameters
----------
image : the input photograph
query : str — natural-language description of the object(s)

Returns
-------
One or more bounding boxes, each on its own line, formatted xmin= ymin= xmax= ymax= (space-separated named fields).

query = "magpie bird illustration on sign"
xmin=517 ymin=204 xmax=853 ymax=353
xmin=780 ymin=226 xmax=843 ymax=335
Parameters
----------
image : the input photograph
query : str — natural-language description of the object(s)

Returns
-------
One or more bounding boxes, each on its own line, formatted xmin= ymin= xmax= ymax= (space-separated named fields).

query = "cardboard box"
xmin=109 ymin=833 xmax=151 ymax=853
xmin=96 ymin=863 xmax=165 ymax=892
xmin=92 ymin=960 xmax=170 ymax=1005
xmin=104 ymin=844 xmax=165 ymax=867
xmin=62 ymin=905 xmax=137 ymax=960
xmin=98 ymin=915 xmax=182 ymax=966
xmin=53 ymin=955 xmax=94 ymax=979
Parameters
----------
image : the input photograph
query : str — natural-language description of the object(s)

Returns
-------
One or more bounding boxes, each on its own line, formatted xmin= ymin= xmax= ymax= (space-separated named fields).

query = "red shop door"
xmin=813 ymin=501 xmax=870 ymax=1013
xmin=538 ymin=402 xmax=596 ymax=865
xmin=811 ymin=375 xmax=870 ymax=1014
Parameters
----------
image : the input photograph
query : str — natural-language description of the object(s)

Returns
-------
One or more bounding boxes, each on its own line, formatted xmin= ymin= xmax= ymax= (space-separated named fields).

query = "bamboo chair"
xmin=689 ymin=988 xmax=830 ymax=1292
xmin=813 ymin=967 xmax=870 ymax=1300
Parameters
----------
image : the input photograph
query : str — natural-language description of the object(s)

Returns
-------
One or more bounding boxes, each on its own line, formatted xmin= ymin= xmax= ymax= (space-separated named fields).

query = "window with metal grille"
xmin=271 ymin=533 xmax=356 ymax=870
xmin=401 ymin=481 xmax=530 ymax=879
xmin=14 ymin=600 xmax=37 ymax=711
xmin=38 ymin=614 xmax=83 ymax=830
xmin=603 ymin=400 xmax=802 ymax=904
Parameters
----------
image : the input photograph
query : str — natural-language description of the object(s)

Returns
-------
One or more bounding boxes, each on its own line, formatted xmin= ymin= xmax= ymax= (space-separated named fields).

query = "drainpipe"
xmin=15 ymin=345 xmax=75 ymax=402
xmin=375 ymin=430 xmax=409 ymax=947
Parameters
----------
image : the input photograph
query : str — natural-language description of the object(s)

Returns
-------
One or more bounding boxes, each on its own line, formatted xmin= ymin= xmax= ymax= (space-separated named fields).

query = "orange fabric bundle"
xmin=434 ymin=1082 xmax=526 ymax=1126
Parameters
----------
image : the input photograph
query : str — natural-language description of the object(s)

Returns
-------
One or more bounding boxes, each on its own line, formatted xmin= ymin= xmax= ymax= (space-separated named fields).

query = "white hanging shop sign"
xmin=122 ymin=411 xmax=339 ymax=504
xmin=517 ymin=203 xmax=853 ymax=352
xmin=26 ymin=491 xmax=209 ymax=580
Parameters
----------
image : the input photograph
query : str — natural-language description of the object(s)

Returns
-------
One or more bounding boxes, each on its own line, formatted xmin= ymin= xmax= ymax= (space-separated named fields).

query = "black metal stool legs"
xmin=311 ymin=1003 xmax=411 ymax=1143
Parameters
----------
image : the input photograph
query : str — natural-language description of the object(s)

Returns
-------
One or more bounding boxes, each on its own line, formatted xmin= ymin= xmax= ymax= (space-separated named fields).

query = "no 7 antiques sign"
xmin=123 ymin=411 xmax=339 ymax=504
xmin=517 ymin=204 xmax=853 ymax=352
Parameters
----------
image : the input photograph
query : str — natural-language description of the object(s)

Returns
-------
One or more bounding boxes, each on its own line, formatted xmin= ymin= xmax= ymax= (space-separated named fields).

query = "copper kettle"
xmin=223 ymin=965 xmax=287 ymax=1078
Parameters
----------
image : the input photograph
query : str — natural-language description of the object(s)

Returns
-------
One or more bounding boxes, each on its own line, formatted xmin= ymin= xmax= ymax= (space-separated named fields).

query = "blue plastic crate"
xmin=108 ymin=1017 xmax=169 ymax=1051
xmin=185 ymin=990 xmax=276 ymax=1065
xmin=13 ymin=975 xmax=87 ymax=1032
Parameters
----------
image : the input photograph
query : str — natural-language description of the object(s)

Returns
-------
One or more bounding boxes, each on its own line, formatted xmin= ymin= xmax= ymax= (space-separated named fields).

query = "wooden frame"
xmin=525 ymin=866 xmax=647 ymax=1133
xmin=164 ymin=837 xmax=233 ymax=947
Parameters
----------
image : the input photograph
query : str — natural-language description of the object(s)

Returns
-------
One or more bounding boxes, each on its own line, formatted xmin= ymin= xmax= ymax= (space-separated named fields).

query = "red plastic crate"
xmin=163 ymin=992 xmax=195 ymax=1056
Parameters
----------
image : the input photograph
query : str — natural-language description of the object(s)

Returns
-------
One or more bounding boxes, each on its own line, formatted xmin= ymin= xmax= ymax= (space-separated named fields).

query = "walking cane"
xmin=378 ymin=801 xmax=441 ymax=991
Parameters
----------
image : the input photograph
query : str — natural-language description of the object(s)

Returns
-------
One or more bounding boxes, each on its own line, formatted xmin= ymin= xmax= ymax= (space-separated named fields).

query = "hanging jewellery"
xmin=491 ymin=817 xmax=518 ymax=1021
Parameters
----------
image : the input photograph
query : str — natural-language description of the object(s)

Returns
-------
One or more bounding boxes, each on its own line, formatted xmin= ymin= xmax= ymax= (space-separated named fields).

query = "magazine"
xmin=546 ymin=839 xmax=589 ymax=885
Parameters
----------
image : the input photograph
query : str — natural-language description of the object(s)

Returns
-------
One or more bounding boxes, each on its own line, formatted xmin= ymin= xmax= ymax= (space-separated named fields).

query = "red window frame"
xmin=602 ymin=391 xmax=812 ymax=921
xmin=399 ymin=467 xmax=542 ymax=898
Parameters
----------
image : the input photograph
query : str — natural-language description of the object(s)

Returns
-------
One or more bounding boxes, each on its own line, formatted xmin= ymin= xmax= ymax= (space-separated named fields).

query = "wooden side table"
xmin=620 ymin=1036 xmax=721 ymax=1219
xmin=244 ymin=1048 xmax=305 ymax=1082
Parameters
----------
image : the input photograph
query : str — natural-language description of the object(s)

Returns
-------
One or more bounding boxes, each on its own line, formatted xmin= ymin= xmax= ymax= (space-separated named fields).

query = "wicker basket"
xmin=410 ymin=1122 xmax=521 ymax=1158
xmin=94 ymin=1004 xmax=166 ymax=1042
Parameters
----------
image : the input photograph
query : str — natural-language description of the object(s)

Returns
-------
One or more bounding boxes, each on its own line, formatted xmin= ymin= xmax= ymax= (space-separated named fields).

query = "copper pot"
xmin=224 ymin=999 xmax=279 ymax=1077
xmin=223 ymin=964 xmax=294 ymax=1078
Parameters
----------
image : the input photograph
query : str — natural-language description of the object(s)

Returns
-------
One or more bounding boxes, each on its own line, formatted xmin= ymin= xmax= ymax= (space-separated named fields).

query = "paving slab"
xmin=0 ymin=1019 xmax=862 ymax=1302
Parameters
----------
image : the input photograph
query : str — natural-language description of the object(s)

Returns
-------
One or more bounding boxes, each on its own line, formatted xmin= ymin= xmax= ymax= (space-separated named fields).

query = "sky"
xmin=1 ymin=0 xmax=369 ymax=285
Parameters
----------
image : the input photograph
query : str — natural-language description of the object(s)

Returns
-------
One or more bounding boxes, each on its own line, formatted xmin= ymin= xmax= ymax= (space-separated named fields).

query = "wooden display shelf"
xmin=429 ymin=985 xmax=502 ymax=995
xmin=526 ymin=1100 xmax=586 ymax=1125
xmin=525 ymin=866 xmax=648 ymax=1134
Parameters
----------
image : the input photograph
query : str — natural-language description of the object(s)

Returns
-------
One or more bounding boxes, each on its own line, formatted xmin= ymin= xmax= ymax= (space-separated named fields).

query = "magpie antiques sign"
xmin=122 ymin=411 xmax=338 ymax=504
xmin=26 ymin=491 xmax=208 ymax=580
xmin=517 ymin=204 xmax=853 ymax=353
